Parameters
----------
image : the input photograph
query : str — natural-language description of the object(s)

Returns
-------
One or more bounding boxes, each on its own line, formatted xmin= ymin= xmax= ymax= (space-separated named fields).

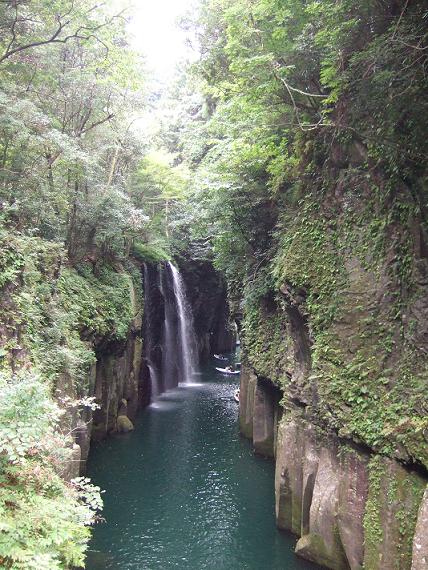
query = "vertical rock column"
xmin=412 ymin=486 xmax=428 ymax=569
xmin=239 ymin=365 xmax=282 ymax=457
xmin=253 ymin=379 xmax=277 ymax=457
xmin=239 ymin=366 xmax=282 ymax=457
xmin=239 ymin=363 xmax=428 ymax=570
xmin=273 ymin=415 xmax=426 ymax=570
xmin=363 ymin=458 xmax=426 ymax=570
xmin=91 ymin=277 xmax=144 ymax=441
xmin=239 ymin=365 xmax=257 ymax=440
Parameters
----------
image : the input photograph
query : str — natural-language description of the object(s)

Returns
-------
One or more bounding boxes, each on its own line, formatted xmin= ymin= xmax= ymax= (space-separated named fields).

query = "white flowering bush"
xmin=0 ymin=371 xmax=103 ymax=569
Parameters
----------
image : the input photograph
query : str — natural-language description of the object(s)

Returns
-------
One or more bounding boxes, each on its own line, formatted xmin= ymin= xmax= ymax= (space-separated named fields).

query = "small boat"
xmin=233 ymin=389 xmax=240 ymax=403
xmin=215 ymin=367 xmax=240 ymax=375
xmin=214 ymin=354 xmax=228 ymax=361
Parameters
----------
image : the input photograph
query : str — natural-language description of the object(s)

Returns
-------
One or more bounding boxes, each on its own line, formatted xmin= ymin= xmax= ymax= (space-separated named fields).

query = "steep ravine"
xmin=65 ymin=254 xmax=426 ymax=570
xmin=236 ymin=157 xmax=428 ymax=569
xmin=68 ymin=259 xmax=235 ymax=476
xmin=162 ymin=1 xmax=428 ymax=566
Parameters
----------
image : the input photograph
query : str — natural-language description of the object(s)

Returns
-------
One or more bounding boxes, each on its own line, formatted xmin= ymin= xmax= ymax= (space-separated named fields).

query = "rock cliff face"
xmin=178 ymin=258 xmax=236 ymax=360
xmin=236 ymin=122 xmax=428 ymax=568
xmin=56 ymin=273 xmax=147 ymax=476
xmin=412 ymin=488 xmax=428 ymax=569
xmin=91 ymin=330 xmax=143 ymax=441
xmin=240 ymin=365 xmax=427 ymax=569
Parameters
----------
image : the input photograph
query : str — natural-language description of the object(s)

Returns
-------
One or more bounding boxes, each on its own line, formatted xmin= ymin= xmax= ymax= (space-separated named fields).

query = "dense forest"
xmin=0 ymin=0 xmax=427 ymax=568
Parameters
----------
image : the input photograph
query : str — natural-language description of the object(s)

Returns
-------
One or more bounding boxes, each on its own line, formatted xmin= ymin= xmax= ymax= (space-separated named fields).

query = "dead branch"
xmin=392 ymin=0 xmax=410 ymax=39
xmin=0 ymin=6 xmax=126 ymax=65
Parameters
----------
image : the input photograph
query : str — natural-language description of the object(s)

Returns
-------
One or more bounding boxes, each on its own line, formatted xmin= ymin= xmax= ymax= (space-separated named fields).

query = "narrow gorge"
xmin=0 ymin=0 xmax=427 ymax=569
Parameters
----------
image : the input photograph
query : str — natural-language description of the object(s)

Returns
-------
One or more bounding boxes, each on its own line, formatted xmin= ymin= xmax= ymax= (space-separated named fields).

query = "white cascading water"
xmin=143 ymin=263 xmax=162 ymax=399
xmin=167 ymin=262 xmax=198 ymax=383
xmin=147 ymin=363 xmax=160 ymax=399
xmin=160 ymin=266 xmax=176 ymax=391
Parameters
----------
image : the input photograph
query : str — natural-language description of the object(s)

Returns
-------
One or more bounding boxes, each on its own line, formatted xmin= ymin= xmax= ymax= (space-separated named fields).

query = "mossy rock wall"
xmin=240 ymin=365 xmax=428 ymax=570
xmin=412 ymin=486 xmax=428 ymax=569
xmin=0 ymin=233 xmax=147 ymax=471
xmin=363 ymin=457 xmax=426 ymax=570
xmin=243 ymin=169 xmax=428 ymax=469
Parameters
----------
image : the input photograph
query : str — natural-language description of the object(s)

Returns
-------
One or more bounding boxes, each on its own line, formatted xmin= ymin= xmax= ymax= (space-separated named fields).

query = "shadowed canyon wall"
xmin=240 ymin=366 xmax=427 ymax=570
xmin=178 ymin=258 xmax=236 ymax=360
xmin=43 ymin=258 xmax=235 ymax=479
xmin=237 ymin=124 xmax=428 ymax=570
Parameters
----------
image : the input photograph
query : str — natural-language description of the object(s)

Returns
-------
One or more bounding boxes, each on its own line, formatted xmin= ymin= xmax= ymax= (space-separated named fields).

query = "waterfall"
xmin=160 ymin=266 xmax=178 ymax=391
xmin=144 ymin=261 xmax=198 ymax=399
xmin=147 ymin=363 xmax=160 ymax=399
xmin=143 ymin=264 xmax=162 ymax=399
xmin=167 ymin=262 xmax=198 ymax=383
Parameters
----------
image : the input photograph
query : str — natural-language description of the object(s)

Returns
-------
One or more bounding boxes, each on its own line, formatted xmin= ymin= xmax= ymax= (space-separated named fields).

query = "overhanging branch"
xmin=0 ymin=6 xmax=126 ymax=65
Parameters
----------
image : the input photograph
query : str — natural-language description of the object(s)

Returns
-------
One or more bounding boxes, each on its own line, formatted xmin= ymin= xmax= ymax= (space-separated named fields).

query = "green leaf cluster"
xmin=0 ymin=371 xmax=103 ymax=569
xmin=165 ymin=0 xmax=428 ymax=469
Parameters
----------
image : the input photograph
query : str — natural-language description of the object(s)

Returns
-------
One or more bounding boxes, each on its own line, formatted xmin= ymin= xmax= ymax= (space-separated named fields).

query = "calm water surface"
xmin=86 ymin=361 xmax=320 ymax=570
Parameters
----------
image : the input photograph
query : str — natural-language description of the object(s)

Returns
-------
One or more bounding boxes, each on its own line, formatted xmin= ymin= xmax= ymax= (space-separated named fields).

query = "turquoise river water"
xmin=86 ymin=359 xmax=320 ymax=570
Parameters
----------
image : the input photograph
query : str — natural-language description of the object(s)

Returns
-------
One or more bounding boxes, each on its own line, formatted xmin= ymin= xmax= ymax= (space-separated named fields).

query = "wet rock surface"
xmin=178 ymin=258 xmax=236 ymax=360
xmin=412 ymin=486 xmax=428 ymax=569
xmin=240 ymin=364 xmax=427 ymax=570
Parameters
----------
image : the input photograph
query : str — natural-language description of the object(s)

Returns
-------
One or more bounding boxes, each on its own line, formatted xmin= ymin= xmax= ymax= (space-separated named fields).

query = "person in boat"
xmin=225 ymin=365 xmax=236 ymax=372
xmin=214 ymin=353 xmax=227 ymax=360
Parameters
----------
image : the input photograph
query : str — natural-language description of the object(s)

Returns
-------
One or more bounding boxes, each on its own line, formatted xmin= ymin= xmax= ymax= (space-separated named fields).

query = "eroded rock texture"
xmin=412 ymin=486 xmax=428 ymax=569
xmin=274 ymin=417 xmax=368 ymax=570
xmin=91 ymin=334 xmax=142 ymax=439
xmin=178 ymin=258 xmax=236 ymax=360
xmin=238 ymin=140 xmax=428 ymax=568
xmin=54 ymin=276 xmax=147 ymax=476
xmin=91 ymin=284 xmax=144 ymax=441
xmin=240 ymin=365 xmax=427 ymax=570
xmin=239 ymin=365 xmax=282 ymax=456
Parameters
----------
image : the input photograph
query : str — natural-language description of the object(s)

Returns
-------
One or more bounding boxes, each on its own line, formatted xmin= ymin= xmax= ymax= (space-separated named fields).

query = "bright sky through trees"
xmin=128 ymin=0 xmax=196 ymax=79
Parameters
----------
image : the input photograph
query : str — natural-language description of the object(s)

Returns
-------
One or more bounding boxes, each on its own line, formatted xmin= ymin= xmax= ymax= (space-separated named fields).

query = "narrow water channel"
xmin=86 ymin=361 xmax=320 ymax=570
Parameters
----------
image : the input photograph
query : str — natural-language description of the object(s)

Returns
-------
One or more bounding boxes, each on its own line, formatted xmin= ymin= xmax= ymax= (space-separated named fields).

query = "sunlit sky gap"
xmin=128 ymin=0 xmax=197 ymax=80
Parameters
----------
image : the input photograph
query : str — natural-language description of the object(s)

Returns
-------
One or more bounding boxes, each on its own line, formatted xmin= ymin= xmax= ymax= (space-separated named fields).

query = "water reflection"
xmin=86 ymin=360 xmax=321 ymax=570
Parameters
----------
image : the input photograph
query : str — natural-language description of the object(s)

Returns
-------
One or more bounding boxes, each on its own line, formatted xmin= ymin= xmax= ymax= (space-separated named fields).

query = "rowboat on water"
xmin=215 ymin=367 xmax=240 ymax=375
xmin=214 ymin=354 xmax=228 ymax=361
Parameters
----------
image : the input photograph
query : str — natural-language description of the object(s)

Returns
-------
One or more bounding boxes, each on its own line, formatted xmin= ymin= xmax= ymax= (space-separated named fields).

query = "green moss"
xmin=0 ymin=233 xmax=140 ymax=394
xmin=125 ymin=260 xmax=143 ymax=314
xmin=248 ymin=179 xmax=428 ymax=468
xmin=272 ymin=197 xmax=345 ymax=333
xmin=117 ymin=415 xmax=134 ymax=433
xmin=394 ymin=471 xmax=426 ymax=568
xmin=363 ymin=456 xmax=385 ymax=568
xmin=243 ymin=298 xmax=293 ymax=387
xmin=363 ymin=457 xmax=425 ymax=569
xmin=132 ymin=241 xmax=170 ymax=263
xmin=58 ymin=264 xmax=134 ymax=341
